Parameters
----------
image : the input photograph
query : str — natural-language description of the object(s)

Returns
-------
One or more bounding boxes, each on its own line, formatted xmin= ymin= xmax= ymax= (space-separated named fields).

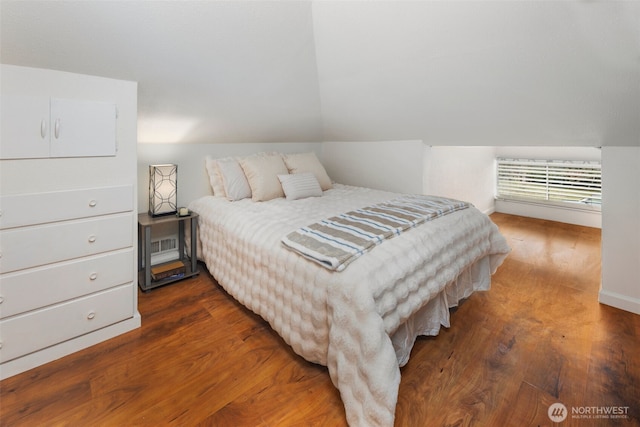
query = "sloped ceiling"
xmin=1 ymin=1 xmax=323 ymax=144
xmin=1 ymin=1 xmax=639 ymax=147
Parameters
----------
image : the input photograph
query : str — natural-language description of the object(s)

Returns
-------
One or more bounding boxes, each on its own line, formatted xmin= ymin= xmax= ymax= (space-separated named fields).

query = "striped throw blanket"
xmin=282 ymin=195 xmax=470 ymax=271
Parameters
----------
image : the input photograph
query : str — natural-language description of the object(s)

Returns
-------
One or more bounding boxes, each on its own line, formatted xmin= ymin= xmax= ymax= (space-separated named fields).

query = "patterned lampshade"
xmin=149 ymin=164 xmax=177 ymax=216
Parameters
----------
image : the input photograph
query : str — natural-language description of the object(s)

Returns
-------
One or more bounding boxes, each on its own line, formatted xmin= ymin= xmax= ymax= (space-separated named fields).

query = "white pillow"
xmin=283 ymin=152 xmax=332 ymax=191
xmin=239 ymin=154 xmax=289 ymax=202
xmin=277 ymin=173 xmax=323 ymax=200
xmin=217 ymin=158 xmax=252 ymax=201
xmin=205 ymin=156 xmax=226 ymax=197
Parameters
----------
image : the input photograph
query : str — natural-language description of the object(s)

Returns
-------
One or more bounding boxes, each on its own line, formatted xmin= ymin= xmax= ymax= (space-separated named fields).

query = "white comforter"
xmin=189 ymin=184 xmax=510 ymax=426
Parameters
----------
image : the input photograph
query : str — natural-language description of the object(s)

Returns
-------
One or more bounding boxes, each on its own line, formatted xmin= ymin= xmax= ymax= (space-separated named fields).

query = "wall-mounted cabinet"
xmin=0 ymin=95 xmax=116 ymax=159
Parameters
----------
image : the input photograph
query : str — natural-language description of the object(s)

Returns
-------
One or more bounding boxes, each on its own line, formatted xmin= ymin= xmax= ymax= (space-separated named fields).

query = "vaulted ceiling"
xmin=2 ymin=1 xmax=639 ymax=146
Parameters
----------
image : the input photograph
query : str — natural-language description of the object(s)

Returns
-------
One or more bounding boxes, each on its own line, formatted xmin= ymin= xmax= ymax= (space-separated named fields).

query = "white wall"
xmin=423 ymin=146 xmax=496 ymax=214
xmin=495 ymin=146 xmax=601 ymax=162
xmin=321 ymin=140 xmax=424 ymax=194
xmin=139 ymin=140 xmax=499 ymax=212
xmin=322 ymin=143 xmax=498 ymax=213
xmin=137 ymin=142 xmax=322 ymax=212
xmin=600 ymin=146 xmax=640 ymax=315
xmin=138 ymin=140 xmax=499 ymax=213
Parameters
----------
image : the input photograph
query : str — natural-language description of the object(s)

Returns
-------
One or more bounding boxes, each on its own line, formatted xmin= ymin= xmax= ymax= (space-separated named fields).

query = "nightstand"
xmin=138 ymin=212 xmax=199 ymax=291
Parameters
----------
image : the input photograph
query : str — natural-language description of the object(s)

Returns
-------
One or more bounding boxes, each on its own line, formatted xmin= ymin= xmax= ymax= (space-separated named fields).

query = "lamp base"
xmin=149 ymin=210 xmax=177 ymax=218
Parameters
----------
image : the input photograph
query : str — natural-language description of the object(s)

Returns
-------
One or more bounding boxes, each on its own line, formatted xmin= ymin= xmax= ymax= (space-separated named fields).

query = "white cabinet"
xmin=0 ymin=64 xmax=140 ymax=380
xmin=0 ymin=95 xmax=116 ymax=159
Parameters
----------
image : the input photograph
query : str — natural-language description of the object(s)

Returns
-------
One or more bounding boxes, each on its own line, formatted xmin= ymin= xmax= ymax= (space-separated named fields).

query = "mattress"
xmin=189 ymin=184 xmax=510 ymax=426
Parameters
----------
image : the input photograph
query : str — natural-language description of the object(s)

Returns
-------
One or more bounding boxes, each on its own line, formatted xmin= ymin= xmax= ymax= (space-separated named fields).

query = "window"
xmin=496 ymin=158 xmax=601 ymax=210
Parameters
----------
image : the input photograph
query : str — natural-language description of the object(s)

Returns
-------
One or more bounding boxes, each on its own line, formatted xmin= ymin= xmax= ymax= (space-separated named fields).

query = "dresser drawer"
xmin=0 ymin=283 xmax=134 ymax=363
xmin=0 ymin=185 xmax=133 ymax=230
xmin=0 ymin=213 xmax=133 ymax=274
xmin=0 ymin=249 xmax=133 ymax=319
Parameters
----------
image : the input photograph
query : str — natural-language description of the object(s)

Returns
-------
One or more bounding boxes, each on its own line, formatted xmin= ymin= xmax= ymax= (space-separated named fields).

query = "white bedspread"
xmin=189 ymin=184 xmax=510 ymax=426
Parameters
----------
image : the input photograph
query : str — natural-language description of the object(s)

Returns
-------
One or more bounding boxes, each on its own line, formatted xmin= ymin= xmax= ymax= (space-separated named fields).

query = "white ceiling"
xmin=2 ymin=1 xmax=639 ymax=147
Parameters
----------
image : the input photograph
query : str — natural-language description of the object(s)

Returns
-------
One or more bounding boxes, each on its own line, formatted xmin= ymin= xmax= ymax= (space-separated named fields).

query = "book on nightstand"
xmin=151 ymin=260 xmax=186 ymax=281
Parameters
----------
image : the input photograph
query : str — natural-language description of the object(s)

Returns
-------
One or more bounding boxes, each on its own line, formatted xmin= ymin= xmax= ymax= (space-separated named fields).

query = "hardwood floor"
xmin=1 ymin=213 xmax=638 ymax=426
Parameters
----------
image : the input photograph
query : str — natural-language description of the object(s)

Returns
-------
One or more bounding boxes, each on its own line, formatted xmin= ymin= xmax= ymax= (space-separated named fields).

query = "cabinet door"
xmin=0 ymin=95 xmax=51 ymax=159
xmin=50 ymin=98 xmax=117 ymax=157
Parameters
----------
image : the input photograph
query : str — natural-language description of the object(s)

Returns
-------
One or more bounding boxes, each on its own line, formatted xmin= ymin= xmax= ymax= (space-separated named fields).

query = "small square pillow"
xmin=283 ymin=152 xmax=332 ymax=191
xmin=205 ymin=156 xmax=226 ymax=197
xmin=240 ymin=154 xmax=289 ymax=201
xmin=217 ymin=158 xmax=252 ymax=201
xmin=277 ymin=173 xmax=323 ymax=200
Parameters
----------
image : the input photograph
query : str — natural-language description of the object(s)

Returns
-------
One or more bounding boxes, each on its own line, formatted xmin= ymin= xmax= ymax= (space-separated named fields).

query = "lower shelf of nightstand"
xmin=138 ymin=258 xmax=199 ymax=291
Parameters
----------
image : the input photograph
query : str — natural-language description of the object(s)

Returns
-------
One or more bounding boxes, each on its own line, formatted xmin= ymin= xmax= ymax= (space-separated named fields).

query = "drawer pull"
xmin=0 ymin=296 xmax=3 ymax=304
xmin=89 ymin=273 xmax=98 ymax=281
xmin=54 ymin=118 xmax=61 ymax=139
xmin=41 ymin=119 xmax=47 ymax=138
xmin=0 ymin=341 xmax=3 ymax=350
xmin=88 ymin=235 xmax=97 ymax=243
xmin=87 ymin=312 xmax=96 ymax=320
xmin=89 ymin=200 xmax=97 ymax=207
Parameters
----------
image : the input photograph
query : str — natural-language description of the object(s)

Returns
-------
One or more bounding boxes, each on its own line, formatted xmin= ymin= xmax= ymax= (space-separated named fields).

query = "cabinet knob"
xmin=87 ymin=312 xmax=96 ymax=320
xmin=41 ymin=119 xmax=47 ymax=139
xmin=54 ymin=118 xmax=61 ymax=139
xmin=89 ymin=273 xmax=98 ymax=281
xmin=88 ymin=235 xmax=97 ymax=243
xmin=89 ymin=200 xmax=97 ymax=207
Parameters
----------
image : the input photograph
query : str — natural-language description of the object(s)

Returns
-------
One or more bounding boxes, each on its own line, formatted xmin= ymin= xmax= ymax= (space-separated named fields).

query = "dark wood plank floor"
xmin=1 ymin=213 xmax=638 ymax=426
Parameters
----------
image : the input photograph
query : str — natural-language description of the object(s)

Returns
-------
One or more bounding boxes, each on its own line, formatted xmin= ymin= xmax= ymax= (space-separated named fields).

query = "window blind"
xmin=496 ymin=158 xmax=601 ymax=210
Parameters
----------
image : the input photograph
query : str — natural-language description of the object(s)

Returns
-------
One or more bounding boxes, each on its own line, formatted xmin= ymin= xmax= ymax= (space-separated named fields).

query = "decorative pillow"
xmin=205 ymin=156 xmax=226 ymax=197
xmin=239 ymin=154 xmax=289 ymax=202
xmin=283 ymin=152 xmax=332 ymax=191
xmin=277 ymin=173 xmax=323 ymax=200
xmin=217 ymin=158 xmax=252 ymax=201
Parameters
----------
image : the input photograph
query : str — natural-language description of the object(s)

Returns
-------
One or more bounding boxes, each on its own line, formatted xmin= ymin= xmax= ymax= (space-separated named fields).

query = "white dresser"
xmin=0 ymin=64 xmax=141 ymax=379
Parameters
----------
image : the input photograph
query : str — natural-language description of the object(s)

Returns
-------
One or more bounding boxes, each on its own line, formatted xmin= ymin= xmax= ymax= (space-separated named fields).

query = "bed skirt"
xmin=391 ymin=255 xmax=491 ymax=366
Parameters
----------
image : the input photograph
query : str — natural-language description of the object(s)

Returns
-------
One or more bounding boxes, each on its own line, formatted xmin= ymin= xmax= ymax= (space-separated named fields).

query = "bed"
xmin=188 ymin=152 xmax=510 ymax=426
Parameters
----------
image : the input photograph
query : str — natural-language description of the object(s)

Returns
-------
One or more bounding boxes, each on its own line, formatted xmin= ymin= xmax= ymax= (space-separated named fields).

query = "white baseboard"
xmin=599 ymin=290 xmax=640 ymax=315
xmin=495 ymin=199 xmax=601 ymax=228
